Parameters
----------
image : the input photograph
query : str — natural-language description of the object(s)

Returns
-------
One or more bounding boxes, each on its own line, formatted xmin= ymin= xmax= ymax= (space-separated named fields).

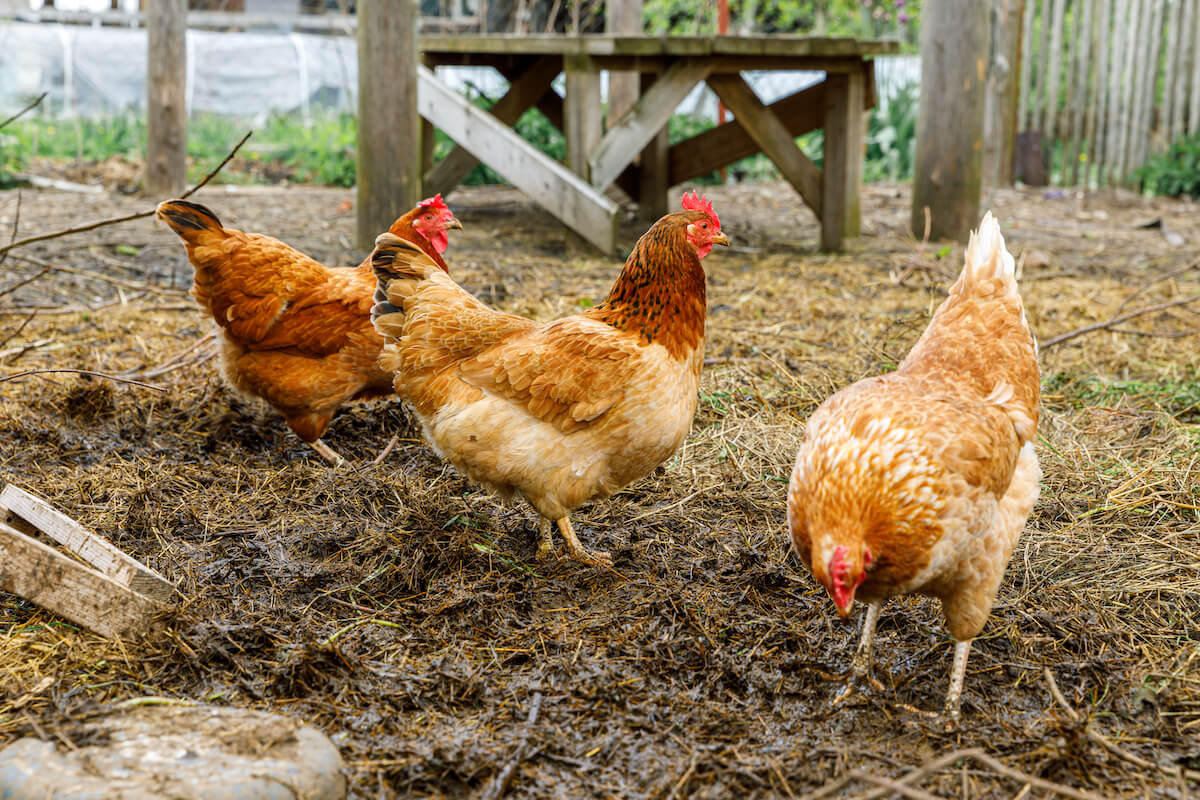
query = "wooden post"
xmin=912 ymin=0 xmax=989 ymax=242
xmin=144 ymin=0 xmax=187 ymax=196
xmin=637 ymin=70 xmax=669 ymax=223
xmin=820 ymin=70 xmax=865 ymax=250
xmin=983 ymin=0 xmax=1024 ymax=190
xmin=564 ymin=52 xmax=602 ymax=182
xmin=356 ymin=0 xmax=421 ymax=249
xmin=605 ymin=0 xmax=642 ymax=126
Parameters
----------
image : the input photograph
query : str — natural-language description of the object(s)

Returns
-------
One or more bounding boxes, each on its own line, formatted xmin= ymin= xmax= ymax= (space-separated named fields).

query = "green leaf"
xmin=935 ymin=244 xmax=953 ymax=259
xmin=116 ymin=244 xmax=139 ymax=256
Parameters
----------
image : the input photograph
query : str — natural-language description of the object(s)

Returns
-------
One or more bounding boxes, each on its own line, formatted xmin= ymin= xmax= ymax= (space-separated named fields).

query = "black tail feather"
xmin=155 ymin=199 xmax=224 ymax=234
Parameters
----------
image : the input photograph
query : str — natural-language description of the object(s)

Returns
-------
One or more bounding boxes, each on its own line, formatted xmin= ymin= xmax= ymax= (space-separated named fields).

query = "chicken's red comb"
xmin=417 ymin=194 xmax=449 ymax=213
xmin=681 ymin=190 xmax=720 ymax=228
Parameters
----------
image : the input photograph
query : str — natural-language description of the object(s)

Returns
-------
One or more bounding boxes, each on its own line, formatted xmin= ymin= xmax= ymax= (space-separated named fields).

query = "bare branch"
xmin=0 ymin=93 xmax=48 ymax=131
xmin=1039 ymin=294 xmax=1200 ymax=349
xmin=0 ymin=130 xmax=252 ymax=261
xmin=0 ymin=368 xmax=166 ymax=392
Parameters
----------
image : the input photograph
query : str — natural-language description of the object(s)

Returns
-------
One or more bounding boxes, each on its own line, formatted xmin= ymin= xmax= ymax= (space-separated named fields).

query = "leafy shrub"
xmin=1135 ymin=133 xmax=1200 ymax=199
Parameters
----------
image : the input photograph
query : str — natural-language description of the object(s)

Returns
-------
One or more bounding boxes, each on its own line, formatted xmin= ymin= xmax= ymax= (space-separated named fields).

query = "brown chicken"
xmin=371 ymin=192 xmax=729 ymax=565
xmin=787 ymin=213 xmax=1040 ymax=723
xmin=156 ymin=195 xmax=461 ymax=464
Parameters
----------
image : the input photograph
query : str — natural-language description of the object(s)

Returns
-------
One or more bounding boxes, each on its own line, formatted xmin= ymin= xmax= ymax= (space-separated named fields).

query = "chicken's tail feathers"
xmin=371 ymin=232 xmax=440 ymax=342
xmin=962 ymin=211 xmax=1017 ymax=286
xmin=155 ymin=199 xmax=225 ymax=242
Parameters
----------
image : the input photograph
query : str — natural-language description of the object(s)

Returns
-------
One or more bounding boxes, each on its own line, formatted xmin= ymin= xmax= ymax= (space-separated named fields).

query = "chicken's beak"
xmin=712 ymin=232 xmax=731 ymax=247
xmin=447 ymin=216 xmax=464 ymax=231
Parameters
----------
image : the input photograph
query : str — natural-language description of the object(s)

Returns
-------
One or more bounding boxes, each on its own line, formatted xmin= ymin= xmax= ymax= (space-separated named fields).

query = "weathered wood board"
xmin=1 ymin=484 xmax=175 ymax=603
xmin=0 ymin=522 xmax=168 ymax=640
xmin=417 ymin=65 xmax=619 ymax=253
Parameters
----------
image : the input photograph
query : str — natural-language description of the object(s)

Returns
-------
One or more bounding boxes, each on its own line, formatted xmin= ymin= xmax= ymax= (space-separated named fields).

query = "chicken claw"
xmin=310 ymin=439 xmax=347 ymax=467
xmin=535 ymin=518 xmax=556 ymax=561
xmin=557 ymin=517 xmax=612 ymax=567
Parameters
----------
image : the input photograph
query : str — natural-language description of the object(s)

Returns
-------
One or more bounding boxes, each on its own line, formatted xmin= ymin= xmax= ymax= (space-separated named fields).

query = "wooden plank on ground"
xmin=0 ymin=522 xmax=167 ymax=640
xmin=668 ymin=82 xmax=827 ymax=185
xmin=588 ymin=58 xmax=712 ymax=190
xmin=424 ymin=55 xmax=561 ymax=196
xmin=417 ymin=65 xmax=618 ymax=253
xmin=821 ymin=70 xmax=866 ymax=250
xmin=706 ymin=72 xmax=822 ymax=215
xmin=0 ymin=485 xmax=175 ymax=603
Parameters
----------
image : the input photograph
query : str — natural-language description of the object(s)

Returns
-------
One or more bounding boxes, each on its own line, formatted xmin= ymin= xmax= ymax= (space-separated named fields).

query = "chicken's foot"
xmin=852 ymin=600 xmax=882 ymax=678
xmin=557 ymin=517 xmax=612 ymax=567
xmin=535 ymin=518 xmax=556 ymax=561
xmin=310 ymin=439 xmax=347 ymax=467
xmin=942 ymin=638 xmax=972 ymax=727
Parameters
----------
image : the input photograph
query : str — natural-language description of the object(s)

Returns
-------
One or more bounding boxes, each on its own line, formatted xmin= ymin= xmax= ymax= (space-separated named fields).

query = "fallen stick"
xmin=1043 ymin=667 xmax=1200 ymax=784
xmin=0 ymin=92 xmax=47 ymax=131
xmin=1039 ymin=294 xmax=1200 ymax=349
xmin=0 ymin=130 xmax=252 ymax=260
xmin=118 ymin=331 xmax=215 ymax=378
xmin=480 ymin=691 xmax=544 ymax=800
xmin=0 ymin=368 xmax=166 ymax=392
xmin=369 ymin=433 xmax=400 ymax=467
xmin=8 ymin=253 xmax=185 ymax=296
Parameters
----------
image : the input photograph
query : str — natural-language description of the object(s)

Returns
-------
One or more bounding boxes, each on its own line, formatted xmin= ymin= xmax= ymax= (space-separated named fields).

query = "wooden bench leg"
xmin=821 ymin=70 xmax=865 ymax=252
xmin=638 ymin=71 xmax=670 ymax=223
xmin=565 ymin=52 xmax=602 ymax=183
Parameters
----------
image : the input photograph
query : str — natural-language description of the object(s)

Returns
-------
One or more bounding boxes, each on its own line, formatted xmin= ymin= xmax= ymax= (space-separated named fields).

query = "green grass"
xmin=0 ymin=87 xmax=919 ymax=190
xmin=1044 ymin=372 xmax=1200 ymax=422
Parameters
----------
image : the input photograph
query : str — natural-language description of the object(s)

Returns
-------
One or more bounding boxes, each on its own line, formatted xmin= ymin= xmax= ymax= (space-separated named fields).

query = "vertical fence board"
xmin=1018 ymin=0 xmax=1038 ymax=130
xmin=1185 ymin=0 xmax=1195 ymax=133
xmin=1043 ymin=0 xmax=1067 ymax=143
xmin=1138 ymin=0 xmax=1164 ymax=167
xmin=1170 ymin=0 xmax=1195 ymax=142
xmin=1036 ymin=0 xmax=1054 ymax=134
xmin=1160 ymin=0 xmax=1181 ymax=150
xmin=1092 ymin=0 xmax=1112 ymax=184
xmin=1067 ymin=0 xmax=1092 ymax=184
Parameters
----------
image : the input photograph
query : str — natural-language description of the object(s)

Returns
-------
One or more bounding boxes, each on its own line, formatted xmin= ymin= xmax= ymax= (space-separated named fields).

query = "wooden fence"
xmin=1018 ymin=0 xmax=1200 ymax=187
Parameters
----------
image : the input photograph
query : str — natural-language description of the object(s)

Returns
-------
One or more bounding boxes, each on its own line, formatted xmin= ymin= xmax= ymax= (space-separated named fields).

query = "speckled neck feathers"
xmin=589 ymin=215 xmax=707 ymax=360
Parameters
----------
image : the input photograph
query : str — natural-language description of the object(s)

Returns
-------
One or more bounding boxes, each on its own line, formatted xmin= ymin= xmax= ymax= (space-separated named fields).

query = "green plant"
xmin=865 ymin=82 xmax=917 ymax=182
xmin=1135 ymin=132 xmax=1200 ymax=199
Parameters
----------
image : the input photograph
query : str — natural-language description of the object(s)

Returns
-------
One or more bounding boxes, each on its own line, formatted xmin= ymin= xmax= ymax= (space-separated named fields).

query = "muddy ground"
xmin=0 ymin=179 xmax=1198 ymax=799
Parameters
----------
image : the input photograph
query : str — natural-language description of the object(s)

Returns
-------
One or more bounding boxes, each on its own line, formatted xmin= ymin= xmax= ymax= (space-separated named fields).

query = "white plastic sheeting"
xmin=0 ymin=21 xmax=918 ymax=122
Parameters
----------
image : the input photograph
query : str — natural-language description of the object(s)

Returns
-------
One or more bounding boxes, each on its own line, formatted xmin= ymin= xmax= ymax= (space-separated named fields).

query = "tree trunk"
xmin=912 ymin=0 xmax=989 ymax=242
xmin=356 ymin=0 xmax=421 ymax=250
xmin=144 ymin=0 xmax=188 ymax=196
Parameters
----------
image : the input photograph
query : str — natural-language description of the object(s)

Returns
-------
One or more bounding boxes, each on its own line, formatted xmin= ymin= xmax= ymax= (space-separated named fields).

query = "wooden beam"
xmin=564 ymin=52 xmax=603 ymax=183
xmin=417 ymin=65 xmax=618 ymax=253
xmin=637 ymin=70 xmax=670 ymax=222
xmin=706 ymin=72 xmax=821 ymax=216
xmin=144 ymin=0 xmax=187 ymax=195
xmin=912 ymin=0 xmax=988 ymax=241
xmin=667 ymin=81 xmax=829 ymax=186
xmin=425 ymin=56 xmax=561 ymax=197
xmin=0 ymin=522 xmax=167 ymax=640
xmin=356 ymin=0 xmax=422 ymax=249
xmin=589 ymin=58 xmax=712 ymax=190
xmin=821 ymin=70 xmax=866 ymax=251
xmin=1 ymin=485 xmax=175 ymax=603
xmin=606 ymin=0 xmax=644 ymax=124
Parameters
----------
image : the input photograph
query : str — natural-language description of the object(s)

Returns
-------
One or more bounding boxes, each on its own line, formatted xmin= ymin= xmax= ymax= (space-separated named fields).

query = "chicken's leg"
xmin=310 ymin=439 xmax=346 ymax=467
xmin=535 ymin=518 xmax=556 ymax=561
xmin=556 ymin=517 xmax=612 ymax=567
xmin=852 ymin=600 xmax=882 ymax=677
xmin=942 ymin=638 xmax=973 ymax=725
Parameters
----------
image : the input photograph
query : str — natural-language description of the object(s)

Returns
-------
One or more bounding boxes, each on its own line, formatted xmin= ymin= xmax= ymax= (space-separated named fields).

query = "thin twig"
xmin=1043 ymin=668 xmax=1200 ymax=784
xmin=0 ymin=189 xmax=23 ymax=269
xmin=1039 ymin=294 xmax=1200 ymax=349
xmin=7 ymin=253 xmax=184 ymax=296
xmin=117 ymin=331 xmax=214 ymax=377
xmin=370 ymin=433 xmax=401 ymax=466
xmin=0 ymin=266 xmax=49 ymax=299
xmin=480 ymin=690 xmax=544 ymax=800
xmin=0 ymin=368 xmax=165 ymax=392
xmin=1114 ymin=261 xmax=1199 ymax=315
xmin=0 ymin=130 xmax=252 ymax=260
xmin=0 ymin=309 xmax=38 ymax=349
xmin=0 ymin=93 xmax=47 ymax=131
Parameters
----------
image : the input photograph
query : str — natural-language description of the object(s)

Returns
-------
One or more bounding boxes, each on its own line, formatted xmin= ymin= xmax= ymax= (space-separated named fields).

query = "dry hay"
xmin=0 ymin=181 xmax=1197 ymax=799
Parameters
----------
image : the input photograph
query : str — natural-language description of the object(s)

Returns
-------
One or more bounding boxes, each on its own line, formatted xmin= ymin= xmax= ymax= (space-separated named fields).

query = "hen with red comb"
xmin=370 ymin=192 xmax=728 ymax=566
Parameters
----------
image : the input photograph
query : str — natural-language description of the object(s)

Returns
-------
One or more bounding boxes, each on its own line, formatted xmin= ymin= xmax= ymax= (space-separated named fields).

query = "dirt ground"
xmin=0 ymin=179 xmax=1198 ymax=799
